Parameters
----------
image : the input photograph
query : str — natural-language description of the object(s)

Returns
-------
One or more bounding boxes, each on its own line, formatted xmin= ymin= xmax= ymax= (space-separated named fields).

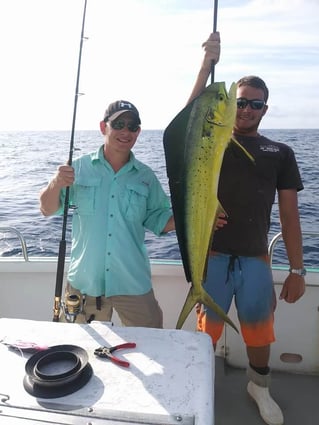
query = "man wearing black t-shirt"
xmin=188 ymin=33 xmax=305 ymax=425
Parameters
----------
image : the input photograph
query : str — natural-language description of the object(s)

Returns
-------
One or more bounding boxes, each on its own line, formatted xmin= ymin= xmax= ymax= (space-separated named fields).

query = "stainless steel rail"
xmin=268 ymin=231 xmax=319 ymax=267
xmin=1 ymin=227 xmax=318 ymax=266
xmin=0 ymin=227 xmax=29 ymax=261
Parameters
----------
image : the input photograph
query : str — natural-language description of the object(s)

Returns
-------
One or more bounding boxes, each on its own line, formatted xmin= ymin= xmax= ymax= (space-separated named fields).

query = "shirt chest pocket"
xmin=125 ymin=183 xmax=149 ymax=221
xmin=73 ymin=177 xmax=101 ymax=215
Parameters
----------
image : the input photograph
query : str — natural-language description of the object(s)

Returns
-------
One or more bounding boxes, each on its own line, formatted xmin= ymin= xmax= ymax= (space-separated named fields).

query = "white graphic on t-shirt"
xmin=260 ymin=145 xmax=280 ymax=153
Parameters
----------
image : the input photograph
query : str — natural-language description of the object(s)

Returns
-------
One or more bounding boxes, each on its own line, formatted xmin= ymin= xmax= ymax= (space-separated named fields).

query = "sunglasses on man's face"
xmin=110 ymin=119 xmax=140 ymax=133
xmin=236 ymin=98 xmax=265 ymax=110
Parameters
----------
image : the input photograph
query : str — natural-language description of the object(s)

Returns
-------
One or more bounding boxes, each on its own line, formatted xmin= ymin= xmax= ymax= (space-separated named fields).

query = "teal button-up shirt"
xmin=57 ymin=146 xmax=172 ymax=297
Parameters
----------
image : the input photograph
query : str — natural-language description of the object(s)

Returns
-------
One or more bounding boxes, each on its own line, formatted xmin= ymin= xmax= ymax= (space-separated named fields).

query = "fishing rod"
xmin=52 ymin=0 xmax=88 ymax=322
xmin=210 ymin=0 xmax=218 ymax=84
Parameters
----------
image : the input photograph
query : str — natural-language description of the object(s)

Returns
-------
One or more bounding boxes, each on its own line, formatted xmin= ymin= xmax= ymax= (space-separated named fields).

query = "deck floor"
xmin=214 ymin=356 xmax=319 ymax=425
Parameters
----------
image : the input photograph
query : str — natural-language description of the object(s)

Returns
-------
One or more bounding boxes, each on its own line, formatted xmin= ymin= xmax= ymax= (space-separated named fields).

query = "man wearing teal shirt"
xmin=40 ymin=100 xmax=174 ymax=327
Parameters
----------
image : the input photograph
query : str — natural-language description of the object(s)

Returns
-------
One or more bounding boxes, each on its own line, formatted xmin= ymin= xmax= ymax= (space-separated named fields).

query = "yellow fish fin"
xmin=176 ymin=286 xmax=199 ymax=329
xmin=210 ymin=202 xmax=228 ymax=251
xmin=231 ymin=136 xmax=255 ymax=163
xmin=201 ymin=289 xmax=238 ymax=333
xmin=176 ymin=285 xmax=239 ymax=333
xmin=203 ymin=201 xmax=228 ymax=284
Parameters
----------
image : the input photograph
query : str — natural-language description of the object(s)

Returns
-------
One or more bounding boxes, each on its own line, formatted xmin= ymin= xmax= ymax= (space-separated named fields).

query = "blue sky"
xmin=0 ymin=0 xmax=318 ymax=130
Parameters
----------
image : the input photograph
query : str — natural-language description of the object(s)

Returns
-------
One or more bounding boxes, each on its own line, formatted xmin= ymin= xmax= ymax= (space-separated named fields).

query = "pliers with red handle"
xmin=94 ymin=342 xmax=136 ymax=367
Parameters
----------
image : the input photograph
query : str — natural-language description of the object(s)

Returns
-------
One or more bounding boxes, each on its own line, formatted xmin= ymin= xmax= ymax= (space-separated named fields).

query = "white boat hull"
xmin=1 ymin=257 xmax=318 ymax=374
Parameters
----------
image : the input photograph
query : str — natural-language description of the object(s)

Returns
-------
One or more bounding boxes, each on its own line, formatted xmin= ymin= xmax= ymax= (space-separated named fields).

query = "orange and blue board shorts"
xmin=197 ymin=253 xmax=276 ymax=347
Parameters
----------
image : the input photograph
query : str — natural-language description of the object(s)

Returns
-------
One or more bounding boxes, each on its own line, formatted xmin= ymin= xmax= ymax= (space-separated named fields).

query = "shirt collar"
xmin=91 ymin=145 xmax=141 ymax=171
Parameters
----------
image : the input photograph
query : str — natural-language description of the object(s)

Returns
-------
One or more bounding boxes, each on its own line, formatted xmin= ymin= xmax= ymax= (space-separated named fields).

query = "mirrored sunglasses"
xmin=110 ymin=119 xmax=140 ymax=132
xmin=236 ymin=98 xmax=265 ymax=110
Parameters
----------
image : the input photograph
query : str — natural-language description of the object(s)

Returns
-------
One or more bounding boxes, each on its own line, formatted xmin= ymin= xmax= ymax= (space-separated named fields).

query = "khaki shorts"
xmin=60 ymin=283 xmax=163 ymax=328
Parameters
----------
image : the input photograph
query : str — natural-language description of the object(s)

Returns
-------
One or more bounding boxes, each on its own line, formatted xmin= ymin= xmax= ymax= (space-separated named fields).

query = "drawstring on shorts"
xmin=225 ymin=255 xmax=242 ymax=284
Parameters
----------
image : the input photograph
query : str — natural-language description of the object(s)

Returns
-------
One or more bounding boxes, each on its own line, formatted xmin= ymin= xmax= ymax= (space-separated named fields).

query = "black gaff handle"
xmin=53 ymin=0 xmax=88 ymax=322
xmin=210 ymin=0 xmax=219 ymax=84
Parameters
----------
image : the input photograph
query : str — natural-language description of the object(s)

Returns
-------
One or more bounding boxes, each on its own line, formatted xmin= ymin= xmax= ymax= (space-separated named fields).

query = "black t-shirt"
xmin=212 ymin=134 xmax=304 ymax=256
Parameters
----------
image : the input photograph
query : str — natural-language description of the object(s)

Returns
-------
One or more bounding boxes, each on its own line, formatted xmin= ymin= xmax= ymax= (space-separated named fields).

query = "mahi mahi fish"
xmin=163 ymin=81 xmax=243 ymax=331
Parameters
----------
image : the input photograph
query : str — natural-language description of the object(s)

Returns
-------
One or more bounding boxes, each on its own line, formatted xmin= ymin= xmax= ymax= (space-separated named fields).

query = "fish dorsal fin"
xmin=230 ymin=136 xmax=255 ymax=163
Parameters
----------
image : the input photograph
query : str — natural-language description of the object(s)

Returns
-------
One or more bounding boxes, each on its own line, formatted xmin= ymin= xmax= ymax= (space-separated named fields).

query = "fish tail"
xmin=201 ymin=289 xmax=238 ymax=333
xmin=176 ymin=285 xmax=239 ymax=333
xmin=176 ymin=286 xmax=200 ymax=329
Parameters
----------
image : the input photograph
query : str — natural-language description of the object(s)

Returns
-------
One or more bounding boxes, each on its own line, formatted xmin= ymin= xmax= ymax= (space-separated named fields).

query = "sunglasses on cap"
xmin=109 ymin=119 xmax=140 ymax=133
xmin=237 ymin=98 xmax=265 ymax=110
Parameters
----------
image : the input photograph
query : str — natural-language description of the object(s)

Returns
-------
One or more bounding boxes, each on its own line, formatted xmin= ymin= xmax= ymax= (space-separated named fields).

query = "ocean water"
xmin=0 ymin=129 xmax=318 ymax=267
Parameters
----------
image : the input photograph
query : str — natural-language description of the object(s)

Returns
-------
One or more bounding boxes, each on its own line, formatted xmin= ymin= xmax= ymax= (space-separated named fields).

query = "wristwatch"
xmin=289 ymin=267 xmax=307 ymax=277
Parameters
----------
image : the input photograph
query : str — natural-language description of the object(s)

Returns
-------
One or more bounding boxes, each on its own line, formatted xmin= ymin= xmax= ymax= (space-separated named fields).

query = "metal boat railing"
xmin=268 ymin=231 xmax=319 ymax=268
xmin=0 ymin=227 xmax=29 ymax=261
xmin=1 ymin=226 xmax=318 ymax=268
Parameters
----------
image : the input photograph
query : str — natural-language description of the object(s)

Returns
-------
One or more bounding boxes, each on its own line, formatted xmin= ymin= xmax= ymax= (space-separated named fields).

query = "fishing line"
xmin=211 ymin=0 xmax=219 ymax=84
xmin=53 ymin=0 xmax=88 ymax=322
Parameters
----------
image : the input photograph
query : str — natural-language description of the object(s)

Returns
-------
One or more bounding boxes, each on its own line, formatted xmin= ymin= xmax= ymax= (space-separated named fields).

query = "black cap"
xmin=103 ymin=100 xmax=141 ymax=124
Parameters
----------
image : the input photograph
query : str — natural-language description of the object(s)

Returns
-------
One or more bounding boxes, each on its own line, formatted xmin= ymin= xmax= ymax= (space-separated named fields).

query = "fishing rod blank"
xmin=53 ymin=0 xmax=88 ymax=322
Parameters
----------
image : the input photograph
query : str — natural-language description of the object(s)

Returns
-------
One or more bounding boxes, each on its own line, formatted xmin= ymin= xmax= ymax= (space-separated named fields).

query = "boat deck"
xmin=215 ymin=356 xmax=319 ymax=425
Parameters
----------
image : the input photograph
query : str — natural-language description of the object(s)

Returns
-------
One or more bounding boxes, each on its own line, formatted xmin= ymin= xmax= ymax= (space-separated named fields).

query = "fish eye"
xmin=218 ymin=92 xmax=226 ymax=101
